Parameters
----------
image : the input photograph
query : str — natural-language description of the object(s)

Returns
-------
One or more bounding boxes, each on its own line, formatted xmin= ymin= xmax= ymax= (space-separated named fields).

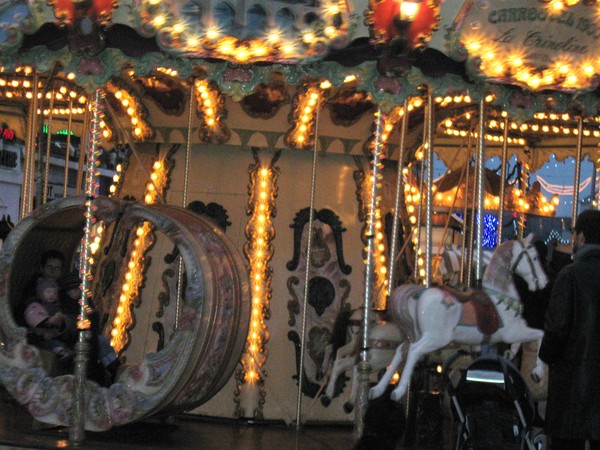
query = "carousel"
xmin=0 ymin=0 xmax=598 ymax=446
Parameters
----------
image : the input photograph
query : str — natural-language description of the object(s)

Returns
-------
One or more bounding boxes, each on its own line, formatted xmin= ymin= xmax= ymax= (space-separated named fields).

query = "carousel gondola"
xmin=0 ymin=196 xmax=250 ymax=430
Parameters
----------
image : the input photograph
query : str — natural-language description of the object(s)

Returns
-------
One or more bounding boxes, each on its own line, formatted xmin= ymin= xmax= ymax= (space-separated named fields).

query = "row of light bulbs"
xmin=364 ymin=121 xmax=389 ymax=307
xmin=194 ymin=79 xmax=222 ymax=134
xmin=110 ymin=160 xmax=167 ymax=353
xmin=441 ymin=115 xmax=600 ymax=143
xmin=36 ymin=107 xmax=87 ymax=116
xmin=106 ymin=83 xmax=153 ymax=141
xmin=287 ymin=85 xmax=324 ymax=148
xmin=242 ymin=165 xmax=276 ymax=384
xmin=0 ymin=85 xmax=86 ymax=104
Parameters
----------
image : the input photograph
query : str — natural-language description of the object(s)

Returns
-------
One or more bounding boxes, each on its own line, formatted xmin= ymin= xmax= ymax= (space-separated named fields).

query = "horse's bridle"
xmin=510 ymin=240 xmax=541 ymax=290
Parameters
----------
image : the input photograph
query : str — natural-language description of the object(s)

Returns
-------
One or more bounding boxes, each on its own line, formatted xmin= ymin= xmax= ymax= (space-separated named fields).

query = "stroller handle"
xmin=442 ymin=349 xmax=470 ymax=396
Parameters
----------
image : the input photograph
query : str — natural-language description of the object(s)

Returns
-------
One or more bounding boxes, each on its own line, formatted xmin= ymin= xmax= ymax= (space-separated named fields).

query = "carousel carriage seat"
xmin=0 ymin=196 xmax=250 ymax=430
xmin=8 ymin=206 xmax=86 ymax=376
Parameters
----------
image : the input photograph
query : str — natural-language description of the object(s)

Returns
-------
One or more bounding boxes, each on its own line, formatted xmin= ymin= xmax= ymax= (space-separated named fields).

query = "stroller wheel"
xmin=531 ymin=430 xmax=547 ymax=450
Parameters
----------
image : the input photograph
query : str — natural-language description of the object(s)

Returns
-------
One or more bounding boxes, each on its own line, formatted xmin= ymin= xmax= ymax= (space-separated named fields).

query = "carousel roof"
xmin=0 ymin=0 xmax=599 ymax=170
xmin=435 ymin=166 xmax=502 ymax=196
xmin=0 ymin=0 xmax=598 ymax=93
xmin=433 ymin=164 xmax=557 ymax=216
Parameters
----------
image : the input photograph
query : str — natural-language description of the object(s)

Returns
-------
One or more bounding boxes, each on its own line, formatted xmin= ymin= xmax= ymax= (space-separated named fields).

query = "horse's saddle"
xmin=444 ymin=288 xmax=500 ymax=336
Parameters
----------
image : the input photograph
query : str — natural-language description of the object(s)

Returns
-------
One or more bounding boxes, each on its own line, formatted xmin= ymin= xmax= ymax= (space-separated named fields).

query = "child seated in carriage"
xmin=21 ymin=256 xmax=119 ymax=385
xmin=24 ymin=277 xmax=75 ymax=361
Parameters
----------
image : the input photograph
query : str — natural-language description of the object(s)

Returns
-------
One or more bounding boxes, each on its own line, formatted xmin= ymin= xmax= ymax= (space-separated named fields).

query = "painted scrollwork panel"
xmin=286 ymin=211 xmax=352 ymax=398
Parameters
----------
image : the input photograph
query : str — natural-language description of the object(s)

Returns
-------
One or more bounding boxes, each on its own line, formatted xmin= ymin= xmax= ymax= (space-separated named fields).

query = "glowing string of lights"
xmin=109 ymin=160 xmax=169 ymax=354
xmin=239 ymin=159 xmax=277 ymax=417
xmin=70 ymin=88 xmax=104 ymax=442
xmin=537 ymin=174 xmax=592 ymax=195
xmin=286 ymin=82 xmax=331 ymax=149
xmin=77 ymin=88 xmax=104 ymax=332
xmin=193 ymin=79 xmax=226 ymax=143
xmin=105 ymin=81 xmax=154 ymax=141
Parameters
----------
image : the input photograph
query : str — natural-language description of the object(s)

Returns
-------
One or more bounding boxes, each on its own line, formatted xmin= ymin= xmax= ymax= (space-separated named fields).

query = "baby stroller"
xmin=444 ymin=351 xmax=543 ymax=450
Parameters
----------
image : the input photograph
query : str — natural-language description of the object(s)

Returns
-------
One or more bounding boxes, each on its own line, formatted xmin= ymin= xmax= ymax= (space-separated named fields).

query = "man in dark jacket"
xmin=539 ymin=209 xmax=600 ymax=450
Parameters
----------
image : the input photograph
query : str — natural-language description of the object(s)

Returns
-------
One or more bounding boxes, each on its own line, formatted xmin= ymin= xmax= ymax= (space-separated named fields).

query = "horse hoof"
xmin=368 ymin=387 xmax=384 ymax=400
xmin=343 ymin=402 xmax=354 ymax=414
xmin=390 ymin=390 xmax=403 ymax=402
xmin=321 ymin=396 xmax=331 ymax=407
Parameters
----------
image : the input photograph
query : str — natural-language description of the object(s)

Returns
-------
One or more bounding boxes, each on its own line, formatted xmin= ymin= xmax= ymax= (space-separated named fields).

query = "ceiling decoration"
xmin=135 ymin=70 xmax=187 ymax=116
xmin=240 ymin=80 xmax=289 ymax=120
xmin=133 ymin=0 xmax=355 ymax=64
xmin=326 ymin=87 xmax=374 ymax=126
xmin=1 ymin=0 xmax=600 ymax=130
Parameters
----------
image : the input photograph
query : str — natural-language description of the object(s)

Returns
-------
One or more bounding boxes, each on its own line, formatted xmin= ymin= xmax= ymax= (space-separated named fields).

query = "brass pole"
xmin=354 ymin=107 xmax=385 ymax=439
xmin=424 ymin=89 xmax=434 ymax=288
xmin=571 ymin=116 xmax=584 ymax=234
xmin=63 ymin=99 xmax=74 ymax=197
xmin=459 ymin=130 xmax=472 ymax=286
xmin=387 ymin=99 xmax=410 ymax=295
xmin=42 ymin=95 xmax=55 ymax=204
xmin=473 ymin=97 xmax=486 ymax=287
xmin=295 ymin=94 xmax=321 ymax=430
xmin=20 ymin=74 xmax=39 ymax=219
xmin=413 ymin=102 xmax=428 ymax=283
xmin=497 ymin=115 xmax=509 ymax=244
xmin=176 ymin=83 xmax=195 ymax=327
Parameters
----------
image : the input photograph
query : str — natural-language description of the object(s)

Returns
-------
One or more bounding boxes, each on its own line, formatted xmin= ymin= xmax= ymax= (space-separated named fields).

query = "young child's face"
xmin=41 ymin=287 xmax=58 ymax=304
xmin=42 ymin=258 xmax=63 ymax=280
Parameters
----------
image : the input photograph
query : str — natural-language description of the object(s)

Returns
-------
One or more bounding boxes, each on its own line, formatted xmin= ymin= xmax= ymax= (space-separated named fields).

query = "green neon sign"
xmin=42 ymin=125 xmax=74 ymax=136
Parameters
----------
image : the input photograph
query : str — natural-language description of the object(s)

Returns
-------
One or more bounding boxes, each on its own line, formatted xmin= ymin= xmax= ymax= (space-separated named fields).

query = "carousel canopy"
xmin=1 ymin=0 xmax=599 ymax=93
xmin=0 ymin=0 xmax=599 ymax=169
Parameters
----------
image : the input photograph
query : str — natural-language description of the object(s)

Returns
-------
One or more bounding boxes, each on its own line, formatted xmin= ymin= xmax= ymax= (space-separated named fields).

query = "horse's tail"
xmin=388 ymin=284 xmax=425 ymax=343
xmin=330 ymin=307 xmax=353 ymax=353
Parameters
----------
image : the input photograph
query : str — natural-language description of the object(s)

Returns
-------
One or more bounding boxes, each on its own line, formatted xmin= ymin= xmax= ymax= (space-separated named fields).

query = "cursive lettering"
xmin=523 ymin=31 xmax=588 ymax=55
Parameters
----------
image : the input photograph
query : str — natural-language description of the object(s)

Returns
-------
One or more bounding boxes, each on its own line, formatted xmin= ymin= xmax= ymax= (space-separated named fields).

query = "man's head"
xmin=36 ymin=277 xmax=58 ymax=304
xmin=40 ymin=250 xmax=65 ymax=281
xmin=573 ymin=209 xmax=600 ymax=254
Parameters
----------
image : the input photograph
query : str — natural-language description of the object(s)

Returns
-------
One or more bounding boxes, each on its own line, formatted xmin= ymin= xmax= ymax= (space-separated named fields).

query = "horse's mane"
xmin=482 ymin=240 xmax=515 ymax=290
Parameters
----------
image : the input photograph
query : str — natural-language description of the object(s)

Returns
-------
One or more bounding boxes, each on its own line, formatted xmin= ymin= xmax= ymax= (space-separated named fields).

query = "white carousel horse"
xmin=369 ymin=235 xmax=548 ymax=403
xmin=320 ymin=307 xmax=403 ymax=412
